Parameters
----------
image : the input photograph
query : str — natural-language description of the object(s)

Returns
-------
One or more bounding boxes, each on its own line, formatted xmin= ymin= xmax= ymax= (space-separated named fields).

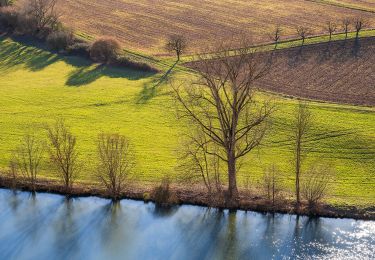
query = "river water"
xmin=0 ymin=189 xmax=373 ymax=260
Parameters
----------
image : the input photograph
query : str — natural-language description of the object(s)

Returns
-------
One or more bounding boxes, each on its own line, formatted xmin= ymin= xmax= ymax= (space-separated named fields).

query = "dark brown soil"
xmin=188 ymin=37 xmax=375 ymax=106
xmin=0 ymin=175 xmax=373 ymax=220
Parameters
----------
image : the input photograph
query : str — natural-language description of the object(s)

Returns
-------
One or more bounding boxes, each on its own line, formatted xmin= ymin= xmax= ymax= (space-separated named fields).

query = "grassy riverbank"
xmin=0 ymin=37 xmax=374 ymax=207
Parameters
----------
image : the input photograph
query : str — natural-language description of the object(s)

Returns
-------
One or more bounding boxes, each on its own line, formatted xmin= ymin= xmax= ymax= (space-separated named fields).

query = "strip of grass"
xmin=0 ymin=37 xmax=374 ymax=206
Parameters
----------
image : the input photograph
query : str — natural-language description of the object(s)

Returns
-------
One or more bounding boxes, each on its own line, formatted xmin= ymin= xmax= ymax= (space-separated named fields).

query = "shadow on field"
xmin=136 ymin=61 xmax=177 ymax=104
xmin=0 ymin=35 xmax=156 ymax=86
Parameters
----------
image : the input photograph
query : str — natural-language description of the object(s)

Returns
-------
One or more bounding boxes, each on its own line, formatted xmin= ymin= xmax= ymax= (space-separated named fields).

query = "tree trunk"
xmin=227 ymin=152 xmax=239 ymax=206
xmin=296 ymin=141 xmax=301 ymax=206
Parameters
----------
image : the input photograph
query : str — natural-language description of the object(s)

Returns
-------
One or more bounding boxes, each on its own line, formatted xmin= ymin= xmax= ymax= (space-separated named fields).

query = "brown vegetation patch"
xmin=55 ymin=0 xmax=375 ymax=54
xmin=188 ymin=37 xmax=375 ymax=106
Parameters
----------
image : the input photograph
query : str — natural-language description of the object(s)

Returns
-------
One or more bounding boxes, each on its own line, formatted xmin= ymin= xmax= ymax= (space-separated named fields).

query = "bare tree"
xmin=14 ymin=133 xmax=44 ymax=191
xmin=263 ymin=164 xmax=282 ymax=206
xmin=173 ymin=44 xmax=274 ymax=205
xmin=46 ymin=119 xmax=80 ymax=192
xmin=269 ymin=25 xmax=282 ymax=49
xmin=325 ymin=21 xmax=337 ymax=41
xmin=179 ymin=127 xmax=222 ymax=195
xmin=342 ymin=18 xmax=351 ymax=40
xmin=23 ymin=0 xmax=59 ymax=33
xmin=354 ymin=17 xmax=367 ymax=40
xmin=292 ymin=102 xmax=312 ymax=207
xmin=165 ymin=34 xmax=187 ymax=61
xmin=97 ymin=133 xmax=135 ymax=200
xmin=296 ymin=26 xmax=312 ymax=46
xmin=302 ymin=164 xmax=334 ymax=208
xmin=8 ymin=158 xmax=18 ymax=190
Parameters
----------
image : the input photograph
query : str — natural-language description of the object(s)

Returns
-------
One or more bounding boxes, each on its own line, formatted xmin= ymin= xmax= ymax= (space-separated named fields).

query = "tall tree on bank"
xmin=292 ymin=102 xmax=312 ymax=207
xmin=173 ymin=45 xmax=274 ymax=205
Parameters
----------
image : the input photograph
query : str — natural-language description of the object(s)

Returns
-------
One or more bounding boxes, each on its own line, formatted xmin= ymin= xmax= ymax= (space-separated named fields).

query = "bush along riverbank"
xmin=0 ymin=175 xmax=373 ymax=221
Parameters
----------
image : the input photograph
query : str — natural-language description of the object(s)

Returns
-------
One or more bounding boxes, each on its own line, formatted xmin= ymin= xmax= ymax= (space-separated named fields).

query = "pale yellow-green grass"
xmin=0 ymin=37 xmax=374 ymax=206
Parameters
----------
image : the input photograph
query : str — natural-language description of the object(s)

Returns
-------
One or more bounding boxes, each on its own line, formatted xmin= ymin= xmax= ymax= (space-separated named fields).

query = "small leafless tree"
xmin=165 ymin=34 xmax=187 ymax=61
xmin=302 ymin=164 xmax=334 ymax=208
xmin=97 ymin=133 xmax=135 ymax=200
xmin=292 ymin=102 xmax=312 ymax=207
xmin=179 ymin=127 xmax=222 ymax=195
xmin=8 ymin=159 xmax=18 ymax=190
xmin=22 ymin=0 xmax=59 ymax=33
xmin=342 ymin=18 xmax=351 ymax=39
xmin=14 ymin=133 xmax=44 ymax=191
xmin=325 ymin=21 xmax=337 ymax=41
xmin=296 ymin=26 xmax=312 ymax=46
xmin=263 ymin=164 xmax=282 ymax=206
xmin=46 ymin=119 xmax=80 ymax=192
xmin=269 ymin=25 xmax=282 ymax=49
xmin=173 ymin=43 xmax=274 ymax=205
xmin=354 ymin=17 xmax=367 ymax=40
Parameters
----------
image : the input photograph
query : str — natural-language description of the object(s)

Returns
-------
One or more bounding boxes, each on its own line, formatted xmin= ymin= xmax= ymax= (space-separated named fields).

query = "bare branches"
xmin=263 ymin=164 xmax=282 ymax=206
xmin=22 ymin=0 xmax=60 ymax=34
xmin=325 ymin=21 xmax=337 ymax=41
xmin=354 ymin=17 xmax=368 ymax=40
xmin=302 ymin=164 xmax=334 ymax=208
xmin=166 ymin=34 xmax=187 ymax=61
xmin=173 ymin=43 xmax=274 ymax=203
xmin=96 ymin=133 xmax=135 ymax=200
xmin=292 ymin=102 xmax=312 ymax=206
xmin=46 ymin=119 xmax=80 ymax=191
xmin=13 ymin=133 xmax=44 ymax=191
xmin=342 ymin=18 xmax=351 ymax=39
xmin=296 ymin=26 xmax=312 ymax=46
xmin=269 ymin=25 xmax=282 ymax=49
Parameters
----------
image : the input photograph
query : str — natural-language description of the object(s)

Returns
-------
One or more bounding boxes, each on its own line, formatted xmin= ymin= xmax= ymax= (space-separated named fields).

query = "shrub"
xmin=16 ymin=13 xmax=38 ymax=35
xmin=46 ymin=30 xmax=74 ymax=52
xmin=302 ymin=164 xmax=334 ymax=208
xmin=0 ymin=6 xmax=18 ymax=31
xmin=67 ymin=41 xmax=91 ymax=57
xmin=152 ymin=178 xmax=178 ymax=206
xmin=90 ymin=37 xmax=121 ymax=63
xmin=113 ymin=56 xmax=159 ymax=73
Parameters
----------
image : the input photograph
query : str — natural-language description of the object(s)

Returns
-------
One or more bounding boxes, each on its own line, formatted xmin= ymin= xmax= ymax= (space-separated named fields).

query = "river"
xmin=0 ymin=189 xmax=373 ymax=260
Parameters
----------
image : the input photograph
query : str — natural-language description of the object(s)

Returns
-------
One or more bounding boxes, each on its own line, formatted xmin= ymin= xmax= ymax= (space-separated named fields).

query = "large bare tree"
xmin=354 ymin=17 xmax=368 ymax=40
xmin=296 ymin=26 xmax=312 ymax=46
xmin=292 ymin=102 xmax=312 ymax=207
xmin=173 ymin=45 xmax=274 ymax=204
xmin=46 ymin=119 xmax=80 ymax=192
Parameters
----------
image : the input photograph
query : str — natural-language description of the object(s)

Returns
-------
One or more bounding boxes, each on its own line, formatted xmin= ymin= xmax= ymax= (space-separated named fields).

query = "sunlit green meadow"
xmin=0 ymin=37 xmax=374 ymax=206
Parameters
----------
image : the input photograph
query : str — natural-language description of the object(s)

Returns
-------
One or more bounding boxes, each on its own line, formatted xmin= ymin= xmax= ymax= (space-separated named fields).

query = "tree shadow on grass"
xmin=136 ymin=61 xmax=178 ymax=104
xmin=0 ymin=35 xmax=157 ymax=87
xmin=65 ymin=63 xmax=156 ymax=87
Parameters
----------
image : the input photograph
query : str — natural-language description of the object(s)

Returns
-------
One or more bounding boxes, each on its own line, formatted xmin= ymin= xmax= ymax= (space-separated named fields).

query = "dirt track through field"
xmin=58 ymin=0 xmax=375 ymax=55
xmin=188 ymin=37 xmax=375 ymax=106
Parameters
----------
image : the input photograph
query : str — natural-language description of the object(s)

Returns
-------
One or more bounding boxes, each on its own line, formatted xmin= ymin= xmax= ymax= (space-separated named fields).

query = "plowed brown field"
xmin=188 ymin=37 xmax=375 ymax=106
xmin=55 ymin=0 xmax=375 ymax=55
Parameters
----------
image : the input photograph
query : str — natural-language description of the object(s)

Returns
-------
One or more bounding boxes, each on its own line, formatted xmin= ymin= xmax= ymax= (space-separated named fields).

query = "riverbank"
xmin=0 ymin=175 xmax=373 ymax=221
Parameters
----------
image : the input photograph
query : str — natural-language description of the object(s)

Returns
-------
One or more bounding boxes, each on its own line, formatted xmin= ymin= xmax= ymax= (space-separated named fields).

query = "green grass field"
xmin=0 ymin=37 xmax=374 ymax=207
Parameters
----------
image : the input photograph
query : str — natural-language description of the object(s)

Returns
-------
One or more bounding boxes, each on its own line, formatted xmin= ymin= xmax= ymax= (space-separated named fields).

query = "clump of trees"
xmin=96 ymin=133 xmax=135 ymax=200
xmin=0 ymin=0 xmax=12 ymax=7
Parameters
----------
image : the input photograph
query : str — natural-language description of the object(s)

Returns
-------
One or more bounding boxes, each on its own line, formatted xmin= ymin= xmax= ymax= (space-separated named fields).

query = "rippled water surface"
xmin=0 ymin=189 xmax=374 ymax=260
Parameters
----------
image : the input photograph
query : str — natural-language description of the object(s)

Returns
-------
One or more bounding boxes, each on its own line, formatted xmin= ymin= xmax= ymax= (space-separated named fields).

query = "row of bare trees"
xmin=8 ymin=120 xmax=135 ymax=200
xmin=270 ymin=17 xmax=369 ymax=48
